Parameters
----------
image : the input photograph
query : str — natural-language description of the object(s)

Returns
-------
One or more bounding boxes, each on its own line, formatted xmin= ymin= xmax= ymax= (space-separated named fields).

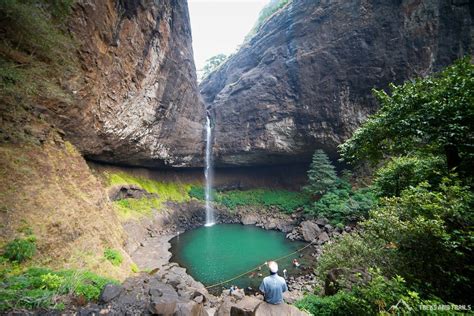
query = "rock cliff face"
xmin=59 ymin=0 xmax=204 ymax=167
xmin=200 ymin=0 xmax=473 ymax=167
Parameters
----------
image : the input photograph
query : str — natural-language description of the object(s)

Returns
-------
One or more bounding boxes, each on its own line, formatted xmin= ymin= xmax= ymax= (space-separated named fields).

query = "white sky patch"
xmin=188 ymin=0 xmax=268 ymax=73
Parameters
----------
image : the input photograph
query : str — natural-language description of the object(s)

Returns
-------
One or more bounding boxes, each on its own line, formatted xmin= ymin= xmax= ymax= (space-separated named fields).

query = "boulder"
xmin=149 ymin=284 xmax=179 ymax=315
xmin=300 ymin=221 xmax=321 ymax=242
xmin=215 ymin=297 xmax=233 ymax=316
xmin=254 ymin=302 xmax=308 ymax=316
xmin=108 ymin=185 xmax=156 ymax=201
xmin=317 ymin=232 xmax=330 ymax=244
xmin=175 ymin=300 xmax=208 ymax=316
xmin=315 ymin=218 xmax=329 ymax=227
xmin=99 ymin=284 xmax=123 ymax=303
xmin=230 ymin=296 xmax=262 ymax=316
xmin=241 ymin=213 xmax=259 ymax=225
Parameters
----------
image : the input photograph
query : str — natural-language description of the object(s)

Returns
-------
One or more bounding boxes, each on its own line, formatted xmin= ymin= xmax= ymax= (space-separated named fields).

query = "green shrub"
xmin=40 ymin=273 xmax=64 ymax=290
xmin=318 ymin=178 xmax=474 ymax=303
xmin=295 ymin=272 xmax=444 ymax=315
xmin=339 ymin=57 xmax=474 ymax=176
xmin=3 ymin=237 xmax=36 ymax=262
xmin=306 ymin=187 xmax=376 ymax=226
xmin=104 ymin=248 xmax=123 ymax=266
xmin=0 ymin=267 xmax=117 ymax=311
xmin=373 ymin=155 xmax=446 ymax=197
xmin=188 ymin=186 xmax=206 ymax=200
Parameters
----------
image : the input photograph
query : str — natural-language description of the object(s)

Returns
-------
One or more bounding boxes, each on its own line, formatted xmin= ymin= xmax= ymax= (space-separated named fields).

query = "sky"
xmin=188 ymin=0 xmax=268 ymax=75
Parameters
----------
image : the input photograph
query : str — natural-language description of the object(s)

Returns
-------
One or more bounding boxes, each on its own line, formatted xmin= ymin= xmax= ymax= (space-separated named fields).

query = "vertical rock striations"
xmin=200 ymin=0 xmax=473 ymax=166
xmin=60 ymin=0 xmax=204 ymax=167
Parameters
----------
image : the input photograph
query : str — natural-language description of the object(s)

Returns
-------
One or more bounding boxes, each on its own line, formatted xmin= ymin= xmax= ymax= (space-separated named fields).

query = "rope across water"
xmin=205 ymin=241 xmax=314 ymax=289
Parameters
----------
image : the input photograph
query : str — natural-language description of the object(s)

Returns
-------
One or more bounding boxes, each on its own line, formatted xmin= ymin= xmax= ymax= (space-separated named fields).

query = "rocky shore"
xmin=79 ymin=201 xmax=355 ymax=315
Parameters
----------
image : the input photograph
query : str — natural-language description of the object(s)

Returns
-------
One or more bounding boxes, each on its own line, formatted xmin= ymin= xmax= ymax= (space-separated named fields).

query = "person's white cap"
xmin=268 ymin=261 xmax=278 ymax=273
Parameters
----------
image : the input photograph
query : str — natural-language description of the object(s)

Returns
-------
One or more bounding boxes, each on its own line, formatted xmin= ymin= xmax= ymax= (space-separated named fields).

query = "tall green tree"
xmin=339 ymin=57 xmax=474 ymax=173
xmin=304 ymin=149 xmax=338 ymax=196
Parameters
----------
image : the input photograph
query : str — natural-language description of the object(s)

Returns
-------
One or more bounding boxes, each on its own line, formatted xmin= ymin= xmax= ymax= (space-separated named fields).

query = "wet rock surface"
xmin=200 ymin=0 xmax=472 ymax=166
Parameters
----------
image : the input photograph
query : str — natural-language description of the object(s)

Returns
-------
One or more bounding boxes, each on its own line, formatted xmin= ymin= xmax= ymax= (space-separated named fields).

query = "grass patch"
xmin=103 ymin=248 xmax=122 ymax=267
xmin=0 ymin=265 xmax=118 ymax=311
xmin=189 ymin=186 xmax=310 ymax=214
xmin=3 ymin=236 xmax=36 ymax=263
xmin=105 ymin=171 xmax=193 ymax=219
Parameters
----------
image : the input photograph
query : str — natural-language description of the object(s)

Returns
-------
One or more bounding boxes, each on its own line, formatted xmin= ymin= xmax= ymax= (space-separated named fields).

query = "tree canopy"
xmin=339 ymin=57 xmax=474 ymax=173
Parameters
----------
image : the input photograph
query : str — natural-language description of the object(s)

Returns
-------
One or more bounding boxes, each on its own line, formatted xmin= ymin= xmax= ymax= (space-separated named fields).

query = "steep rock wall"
xmin=60 ymin=0 xmax=204 ymax=167
xmin=200 ymin=0 xmax=473 ymax=166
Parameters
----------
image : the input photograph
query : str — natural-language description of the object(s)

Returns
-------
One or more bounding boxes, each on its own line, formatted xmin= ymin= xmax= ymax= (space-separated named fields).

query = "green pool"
xmin=169 ymin=224 xmax=310 ymax=293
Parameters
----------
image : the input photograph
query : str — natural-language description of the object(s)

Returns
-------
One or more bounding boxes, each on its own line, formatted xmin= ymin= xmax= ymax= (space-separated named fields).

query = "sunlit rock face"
xmin=58 ymin=0 xmax=204 ymax=168
xmin=200 ymin=0 xmax=472 ymax=167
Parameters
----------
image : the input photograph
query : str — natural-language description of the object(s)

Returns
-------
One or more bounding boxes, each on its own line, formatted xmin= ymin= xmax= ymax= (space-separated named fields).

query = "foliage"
xmin=306 ymin=186 xmax=377 ymax=226
xmin=103 ymin=248 xmax=123 ymax=266
xmin=295 ymin=272 xmax=445 ymax=316
xmin=188 ymin=186 xmax=310 ymax=213
xmin=202 ymin=54 xmax=227 ymax=78
xmin=339 ymin=57 xmax=474 ymax=174
xmin=304 ymin=150 xmax=338 ymax=196
xmin=188 ymin=185 xmax=206 ymax=200
xmin=318 ymin=178 xmax=474 ymax=303
xmin=0 ymin=266 xmax=117 ymax=311
xmin=106 ymin=172 xmax=192 ymax=202
xmin=2 ymin=237 xmax=36 ymax=263
xmin=245 ymin=0 xmax=290 ymax=41
xmin=373 ymin=155 xmax=446 ymax=197
xmin=105 ymin=171 xmax=193 ymax=218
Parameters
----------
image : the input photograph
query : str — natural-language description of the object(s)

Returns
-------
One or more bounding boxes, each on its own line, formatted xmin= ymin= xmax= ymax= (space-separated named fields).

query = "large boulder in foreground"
xmin=200 ymin=0 xmax=472 ymax=166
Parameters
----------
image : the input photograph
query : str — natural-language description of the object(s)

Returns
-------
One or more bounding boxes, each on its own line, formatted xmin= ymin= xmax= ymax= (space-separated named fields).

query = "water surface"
xmin=170 ymin=224 xmax=310 ymax=293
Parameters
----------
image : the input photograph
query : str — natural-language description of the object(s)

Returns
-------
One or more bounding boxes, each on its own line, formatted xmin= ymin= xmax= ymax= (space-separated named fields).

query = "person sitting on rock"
xmin=292 ymin=258 xmax=300 ymax=268
xmin=259 ymin=261 xmax=288 ymax=305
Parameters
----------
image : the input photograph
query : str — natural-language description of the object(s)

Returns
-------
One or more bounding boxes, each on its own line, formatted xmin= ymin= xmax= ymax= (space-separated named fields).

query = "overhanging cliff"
xmin=62 ymin=0 xmax=205 ymax=168
xmin=200 ymin=0 xmax=473 ymax=167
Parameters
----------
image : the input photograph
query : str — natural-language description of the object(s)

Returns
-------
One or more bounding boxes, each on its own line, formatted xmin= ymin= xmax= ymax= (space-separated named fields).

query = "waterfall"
xmin=204 ymin=113 xmax=215 ymax=226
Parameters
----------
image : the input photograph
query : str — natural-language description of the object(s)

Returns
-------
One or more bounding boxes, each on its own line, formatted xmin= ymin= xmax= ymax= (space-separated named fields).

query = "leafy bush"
xmin=0 ymin=267 xmax=117 ymax=311
xmin=3 ymin=237 xmax=36 ymax=262
xmin=306 ymin=185 xmax=377 ymax=226
xmin=40 ymin=273 xmax=64 ymax=290
xmin=318 ymin=178 xmax=474 ymax=303
xmin=304 ymin=149 xmax=338 ymax=196
xmin=296 ymin=272 xmax=444 ymax=315
xmin=373 ymin=155 xmax=446 ymax=196
xmin=104 ymin=248 xmax=123 ymax=266
xmin=339 ymin=57 xmax=474 ymax=175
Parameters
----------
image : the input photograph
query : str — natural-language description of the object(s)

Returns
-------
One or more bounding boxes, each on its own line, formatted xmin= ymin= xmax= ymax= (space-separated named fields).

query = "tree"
xmin=339 ymin=57 xmax=474 ymax=173
xmin=201 ymin=54 xmax=227 ymax=78
xmin=304 ymin=149 xmax=338 ymax=196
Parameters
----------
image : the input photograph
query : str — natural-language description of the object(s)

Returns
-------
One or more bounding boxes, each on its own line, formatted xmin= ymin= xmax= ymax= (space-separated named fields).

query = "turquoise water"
xmin=169 ymin=224 xmax=309 ymax=293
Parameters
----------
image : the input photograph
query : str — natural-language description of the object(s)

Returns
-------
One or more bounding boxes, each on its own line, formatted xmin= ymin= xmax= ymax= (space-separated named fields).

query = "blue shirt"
xmin=259 ymin=273 xmax=288 ymax=304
